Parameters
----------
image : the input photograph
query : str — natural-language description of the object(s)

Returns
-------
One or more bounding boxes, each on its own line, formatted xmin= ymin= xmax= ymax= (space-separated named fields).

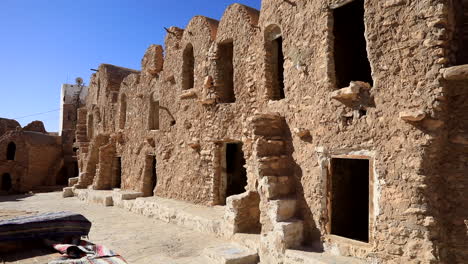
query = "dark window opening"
xmin=112 ymin=157 xmax=122 ymax=188
xmin=265 ymin=25 xmax=286 ymax=101
xmin=151 ymin=156 xmax=157 ymax=195
xmin=225 ymin=143 xmax=248 ymax=201
xmin=148 ymin=97 xmax=159 ymax=130
xmin=182 ymin=44 xmax=195 ymax=90
xmin=217 ymin=41 xmax=235 ymax=103
xmin=358 ymin=108 xmax=367 ymax=118
xmin=1 ymin=173 xmax=12 ymax=191
xmin=455 ymin=0 xmax=468 ymax=64
xmin=274 ymin=36 xmax=286 ymax=100
xmin=330 ymin=158 xmax=370 ymax=242
xmin=6 ymin=142 xmax=16 ymax=160
xmin=333 ymin=0 xmax=373 ymax=88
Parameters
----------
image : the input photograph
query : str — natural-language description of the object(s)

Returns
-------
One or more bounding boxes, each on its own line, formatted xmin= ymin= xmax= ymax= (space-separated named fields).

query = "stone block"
xmin=399 ymin=110 xmax=426 ymax=122
xmin=62 ymin=187 xmax=74 ymax=198
xmin=259 ymin=176 xmax=293 ymax=199
xmin=284 ymin=250 xmax=366 ymax=264
xmin=267 ymin=199 xmax=296 ymax=222
xmin=203 ymin=244 xmax=259 ymax=264
xmin=68 ymin=177 xmax=79 ymax=187
xmin=273 ymin=220 xmax=304 ymax=250
xmin=442 ymin=64 xmax=468 ymax=80
xmin=330 ymin=81 xmax=369 ymax=101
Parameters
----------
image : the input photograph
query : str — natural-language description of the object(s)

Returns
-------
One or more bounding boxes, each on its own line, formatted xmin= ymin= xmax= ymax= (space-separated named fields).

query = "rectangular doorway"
xmin=222 ymin=142 xmax=248 ymax=203
xmin=112 ymin=157 xmax=122 ymax=188
xmin=329 ymin=157 xmax=370 ymax=242
xmin=151 ymin=156 xmax=157 ymax=195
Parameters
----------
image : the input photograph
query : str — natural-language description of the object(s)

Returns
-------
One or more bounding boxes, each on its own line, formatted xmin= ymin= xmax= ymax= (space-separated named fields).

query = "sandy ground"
xmin=0 ymin=192 xmax=226 ymax=264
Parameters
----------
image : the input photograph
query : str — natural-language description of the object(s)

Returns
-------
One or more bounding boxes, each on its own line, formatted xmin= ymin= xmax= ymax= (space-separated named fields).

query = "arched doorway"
xmin=6 ymin=142 xmax=16 ymax=160
xmin=1 ymin=173 xmax=12 ymax=191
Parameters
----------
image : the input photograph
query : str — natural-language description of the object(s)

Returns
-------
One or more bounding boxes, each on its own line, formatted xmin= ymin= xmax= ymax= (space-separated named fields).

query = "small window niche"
xmin=332 ymin=0 xmax=373 ymax=88
xmin=119 ymin=94 xmax=127 ymax=129
xmin=329 ymin=157 xmax=372 ymax=243
xmin=148 ymin=92 xmax=159 ymax=130
xmin=217 ymin=40 xmax=235 ymax=103
xmin=265 ymin=25 xmax=286 ymax=100
xmin=6 ymin=142 xmax=16 ymax=161
xmin=182 ymin=43 xmax=195 ymax=90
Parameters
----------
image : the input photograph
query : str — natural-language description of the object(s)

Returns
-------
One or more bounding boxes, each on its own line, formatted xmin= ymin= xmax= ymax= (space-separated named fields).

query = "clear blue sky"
xmin=0 ymin=0 xmax=261 ymax=132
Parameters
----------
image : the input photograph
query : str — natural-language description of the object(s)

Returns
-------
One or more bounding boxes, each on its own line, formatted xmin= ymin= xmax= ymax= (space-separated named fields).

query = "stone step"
xmin=131 ymin=196 xmax=225 ymax=235
xmin=256 ymin=138 xmax=286 ymax=157
xmin=203 ymin=243 xmax=259 ymax=264
xmin=251 ymin=114 xmax=285 ymax=138
xmin=267 ymin=198 xmax=297 ymax=222
xmin=284 ymin=249 xmax=366 ymax=264
xmin=258 ymin=156 xmax=292 ymax=176
xmin=274 ymin=219 xmax=304 ymax=250
xmin=74 ymin=189 xmax=114 ymax=206
xmin=259 ymin=176 xmax=294 ymax=199
xmin=112 ymin=190 xmax=143 ymax=209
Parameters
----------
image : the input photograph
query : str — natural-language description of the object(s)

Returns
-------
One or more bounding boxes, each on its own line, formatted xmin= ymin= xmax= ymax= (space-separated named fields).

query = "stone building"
xmin=70 ymin=0 xmax=467 ymax=263
xmin=59 ymin=82 xmax=88 ymax=183
xmin=0 ymin=120 xmax=64 ymax=192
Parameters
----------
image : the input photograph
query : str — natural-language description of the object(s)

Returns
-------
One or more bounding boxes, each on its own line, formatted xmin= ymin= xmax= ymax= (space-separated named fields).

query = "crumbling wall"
xmin=22 ymin=120 xmax=47 ymax=133
xmin=0 ymin=118 xmax=20 ymax=137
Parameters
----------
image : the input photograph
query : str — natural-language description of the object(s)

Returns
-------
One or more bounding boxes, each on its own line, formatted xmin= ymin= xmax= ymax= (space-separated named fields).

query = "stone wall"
xmin=73 ymin=0 xmax=467 ymax=263
xmin=0 ymin=128 xmax=63 ymax=192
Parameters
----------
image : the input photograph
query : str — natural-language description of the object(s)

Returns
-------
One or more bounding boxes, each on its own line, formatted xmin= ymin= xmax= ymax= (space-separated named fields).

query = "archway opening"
xmin=1 ymin=173 xmax=12 ymax=191
xmin=182 ymin=43 xmax=195 ymax=90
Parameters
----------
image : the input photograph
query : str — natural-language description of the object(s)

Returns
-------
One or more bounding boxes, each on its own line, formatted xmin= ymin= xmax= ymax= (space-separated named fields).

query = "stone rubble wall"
xmin=73 ymin=0 xmax=467 ymax=263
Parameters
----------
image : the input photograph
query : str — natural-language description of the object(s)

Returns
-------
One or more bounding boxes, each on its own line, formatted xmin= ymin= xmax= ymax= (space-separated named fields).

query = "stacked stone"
xmin=249 ymin=113 xmax=303 ymax=262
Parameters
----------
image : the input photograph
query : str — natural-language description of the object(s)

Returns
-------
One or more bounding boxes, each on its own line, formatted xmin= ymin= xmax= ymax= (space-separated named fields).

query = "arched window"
xmin=217 ymin=40 xmax=235 ymax=103
xmin=6 ymin=142 xmax=16 ymax=160
xmin=265 ymin=25 xmax=285 ymax=100
xmin=182 ymin=43 xmax=195 ymax=90
xmin=1 ymin=173 xmax=12 ymax=191
xmin=148 ymin=92 xmax=159 ymax=130
xmin=119 ymin=94 xmax=127 ymax=129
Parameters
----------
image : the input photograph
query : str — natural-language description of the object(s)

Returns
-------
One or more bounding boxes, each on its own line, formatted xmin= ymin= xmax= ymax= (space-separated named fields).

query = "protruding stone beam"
xmin=180 ymin=90 xmax=197 ymax=99
xmin=293 ymin=128 xmax=311 ymax=140
xmin=442 ymin=64 xmax=468 ymax=81
xmin=330 ymin=81 xmax=371 ymax=102
xmin=399 ymin=110 xmax=426 ymax=122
